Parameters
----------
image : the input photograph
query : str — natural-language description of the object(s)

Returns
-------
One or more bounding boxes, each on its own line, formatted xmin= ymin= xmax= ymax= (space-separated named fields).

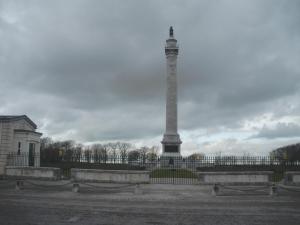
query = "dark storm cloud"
xmin=0 ymin=0 xmax=300 ymax=144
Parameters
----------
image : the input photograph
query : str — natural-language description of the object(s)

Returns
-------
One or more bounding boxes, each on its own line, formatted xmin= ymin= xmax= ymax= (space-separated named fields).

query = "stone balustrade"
xmin=5 ymin=166 xmax=61 ymax=180
xmin=197 ymin=171 xmax=273 ymax=185
xmin=284 ymin=171 xmax=300 ymax=185
xmin=71 ymin=168 xmax=150 ymax=184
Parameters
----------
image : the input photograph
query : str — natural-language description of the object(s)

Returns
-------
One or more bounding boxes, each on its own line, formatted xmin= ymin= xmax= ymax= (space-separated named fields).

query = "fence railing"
xmin=7 ymin=153 xmax=300 ymax=168
xmin=6 ymin=152 xmax=40 ymax=167
xmin=4 ymin=153 xmax=300 ymax=181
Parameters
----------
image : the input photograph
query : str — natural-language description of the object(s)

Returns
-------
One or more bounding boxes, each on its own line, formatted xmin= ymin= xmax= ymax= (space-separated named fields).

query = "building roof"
xmin=14 ymin=129 xmax=42 ymax=136
xmin=0 ymin=115 xmax=37 ymax=129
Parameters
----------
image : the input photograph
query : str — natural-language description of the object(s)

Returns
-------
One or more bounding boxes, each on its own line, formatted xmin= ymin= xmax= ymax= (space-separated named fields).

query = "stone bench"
xmin=71 ymin=168 xmax=150 ymax=184
xmin=5 ymin=166 xmax=61 ymax=180
xmin=197 ymin=171 xmax=273 ymax=185
xmin=284 ymin=171 xmax=300 ymax=186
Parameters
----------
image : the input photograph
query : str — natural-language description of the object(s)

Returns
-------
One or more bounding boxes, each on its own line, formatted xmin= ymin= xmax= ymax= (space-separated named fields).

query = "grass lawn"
xmin=150 ymin=168 xmax=198 ymax=178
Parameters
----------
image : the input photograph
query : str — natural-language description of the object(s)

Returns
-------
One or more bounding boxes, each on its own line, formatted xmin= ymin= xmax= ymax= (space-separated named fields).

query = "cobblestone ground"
xmin=0 ymin=180 xmax=300 ymax=225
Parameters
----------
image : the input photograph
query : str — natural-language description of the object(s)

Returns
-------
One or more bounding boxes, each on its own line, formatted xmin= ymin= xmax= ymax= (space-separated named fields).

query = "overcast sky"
xmin=1 ymin=0 xmax=300 ymax=155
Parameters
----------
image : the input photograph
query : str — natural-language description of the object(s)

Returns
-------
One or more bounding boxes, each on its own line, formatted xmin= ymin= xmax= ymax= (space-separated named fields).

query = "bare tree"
xmin=101 ymin=144 xmax=110 ymax=163
xmin=128 ymin=150 xmax=140 ymax=163
xmin=108 ymin=142 xmax=118 ymax=163
xmin=92 ymin=144 xmax=103 ymax=163
xmin=40 ymin=137 xmax=53 ymax=161
xmin=139 ymin=146 xmax=149 ymax=164
xmin=117 ymin=142 xmax=132 ymax=163
xmin=147 ymin=146 xmax=159 ymax=162
xmin=40 ymin=137 xmax=53 ymax=151
xmin=62 ymin=140 xmax=75 ymax=161
xmin=73 ymin=143 xmax=83 ymax=162
xmin=84 ymin=146 xmax=92 ymax=163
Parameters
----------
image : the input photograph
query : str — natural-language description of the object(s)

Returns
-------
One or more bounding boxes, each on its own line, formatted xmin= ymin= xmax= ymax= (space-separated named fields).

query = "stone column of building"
xmin=161 ymin=27 xmax=182 ymax=157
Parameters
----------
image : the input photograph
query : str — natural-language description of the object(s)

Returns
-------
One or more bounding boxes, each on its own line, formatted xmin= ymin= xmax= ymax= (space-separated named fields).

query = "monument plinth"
xmin=161 ymin=27 xmax=182 ymax=160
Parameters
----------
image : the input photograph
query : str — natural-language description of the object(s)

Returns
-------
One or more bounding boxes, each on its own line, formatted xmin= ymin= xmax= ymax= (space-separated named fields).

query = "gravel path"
xmin=0 ymin=181 xmax=300 ymax=225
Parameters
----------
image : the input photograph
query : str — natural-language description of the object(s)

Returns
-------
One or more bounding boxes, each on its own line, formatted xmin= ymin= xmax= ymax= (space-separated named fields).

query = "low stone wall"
xmin=5 ymin=166 xmax=61 ymax=180
xmin=0 ymin=154 xmax=7 ymax=176
xmin=0 ymin=164 xmax=5 ymax=176
xmin=197 ymin=171 xmax=273 ymax=185
xmin=71 ymin=169 xmax=150 ymax=184
xmin=284 ymin=171 xmax=300 ymax=185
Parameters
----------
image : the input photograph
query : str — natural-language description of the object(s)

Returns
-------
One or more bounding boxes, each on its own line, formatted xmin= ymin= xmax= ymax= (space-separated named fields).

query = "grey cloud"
xmin=0 ymin=0 xmax=300 ymax=145
xmin=251 ymin=122 xmax=300 ymax=139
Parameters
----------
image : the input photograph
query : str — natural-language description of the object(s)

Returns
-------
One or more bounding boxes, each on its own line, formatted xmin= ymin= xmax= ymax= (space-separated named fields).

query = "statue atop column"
xmin=169 ymin=26 xmax=174 ymax=37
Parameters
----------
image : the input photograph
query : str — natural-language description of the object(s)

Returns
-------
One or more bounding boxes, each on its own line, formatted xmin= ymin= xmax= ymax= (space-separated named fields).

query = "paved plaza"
xmin=0 ymin=180 xmax=300 ymax=225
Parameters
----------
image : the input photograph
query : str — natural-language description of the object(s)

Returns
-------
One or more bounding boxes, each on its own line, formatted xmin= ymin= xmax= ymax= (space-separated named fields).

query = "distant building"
xmin=0 ymin=115 xmax=42 ymax=174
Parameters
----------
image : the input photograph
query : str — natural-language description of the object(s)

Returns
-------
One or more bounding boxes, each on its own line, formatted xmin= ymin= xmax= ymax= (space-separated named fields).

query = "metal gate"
xmin=149 ymin=157 xmax=199 ymax=184
xmin=28 ymin=143 xmax=35 ymax=167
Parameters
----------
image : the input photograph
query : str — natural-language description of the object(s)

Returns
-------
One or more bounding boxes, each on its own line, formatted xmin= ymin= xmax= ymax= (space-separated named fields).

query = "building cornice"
xmin=0 ymin=115 xmax=37 ymax=129
xmin=14 ymin=129 xmax=42 ymax=136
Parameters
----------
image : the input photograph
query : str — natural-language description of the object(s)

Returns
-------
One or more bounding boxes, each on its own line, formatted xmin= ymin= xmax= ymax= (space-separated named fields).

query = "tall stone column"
xmin=161 ymin=27 xmax=182 ymax=157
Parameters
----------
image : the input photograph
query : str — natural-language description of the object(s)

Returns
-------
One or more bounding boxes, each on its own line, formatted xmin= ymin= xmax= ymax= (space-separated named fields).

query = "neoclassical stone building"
xmin=0 ymin=115 xmax=42 ymax=174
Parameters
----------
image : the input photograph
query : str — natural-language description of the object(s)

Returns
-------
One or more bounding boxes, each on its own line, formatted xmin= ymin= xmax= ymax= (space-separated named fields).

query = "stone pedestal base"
xmin=162 ymin=133 xmax=181 ymax=144
xmin=161 ymin=133 xmax=182 ymax=168
xmin=160 ymin=152 xmax=182 ymax=168
xmin=161 ymin=134 xmax=182 ymax=153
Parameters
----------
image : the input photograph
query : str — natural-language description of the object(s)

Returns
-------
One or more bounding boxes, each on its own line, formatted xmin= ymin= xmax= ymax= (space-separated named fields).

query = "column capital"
xmin=165 ymin=48 xmax=178 ymax=56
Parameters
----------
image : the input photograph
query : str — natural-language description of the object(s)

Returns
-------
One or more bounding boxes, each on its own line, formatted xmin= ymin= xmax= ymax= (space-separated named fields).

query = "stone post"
xmin=212 ymin=184 xmax=220 ymax=196
xmin=72 ymin=183 xmax=80 ymax=193
xmin=269 ymin=183 xmax=278 ymax=196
